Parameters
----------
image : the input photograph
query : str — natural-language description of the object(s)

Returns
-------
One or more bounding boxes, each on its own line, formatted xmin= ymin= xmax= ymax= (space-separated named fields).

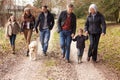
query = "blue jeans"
xmin=77 ymin=48 xmax=84 ymax=57
xmin=40 ymin=29 xmax=50 ymax=53
xmin=9 ymin=34 xmax=16 ymax=46
xmin=60 ymin=30 xmax=72 ymax=60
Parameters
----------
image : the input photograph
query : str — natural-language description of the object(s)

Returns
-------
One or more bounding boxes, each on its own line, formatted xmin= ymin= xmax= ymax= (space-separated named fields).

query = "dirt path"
xmin=70 ymin=43 xmax=105 ymax=80
xmin=1 ymin=27 xmax=119 ymax=80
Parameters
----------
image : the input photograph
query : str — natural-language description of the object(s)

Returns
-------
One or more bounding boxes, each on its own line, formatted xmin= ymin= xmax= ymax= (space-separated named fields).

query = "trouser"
xmin=9 ymin=34 xmax=16 ymax=51
xmin=88 ymin=34 xmax=101 ymax=61
xmin=77 ymin=48 xmax=84 ymax=57
xmin=40 ymin=29 xmax=50 ymax=54
xmin=23 ymin=29 xmax=33 ymax=50
xmin=60 ymin=30 xmax=72 ymax=61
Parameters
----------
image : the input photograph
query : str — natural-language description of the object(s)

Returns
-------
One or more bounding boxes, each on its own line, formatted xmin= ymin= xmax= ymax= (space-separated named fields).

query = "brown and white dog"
xmin=29 ymin=41 xmax=38 ymax=61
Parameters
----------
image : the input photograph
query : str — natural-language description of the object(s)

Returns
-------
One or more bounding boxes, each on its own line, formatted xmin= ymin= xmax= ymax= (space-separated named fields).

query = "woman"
xmin=5 ymin=15 xmax=20 ymax=54
xmin=21 ymin=7 xmax=35 ymax=56
xmin=85 ymin=4 xmax=106 ymax=62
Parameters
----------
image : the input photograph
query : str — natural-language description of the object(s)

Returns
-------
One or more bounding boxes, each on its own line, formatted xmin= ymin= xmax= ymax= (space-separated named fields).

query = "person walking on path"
xmin=21 ymin=7 xmax=35 ymax=56
xmin=84 ymin=4 xmax=106 ymax=62
xmin=35 ymin=5 xmax=54 ymax=56
xmin=72 ymin=28 xmax=88 ymax=64
xmin=5 ymin=15 xmax=20 ymax=54
xmin=58 ymin=4 xmax=76 ymax=63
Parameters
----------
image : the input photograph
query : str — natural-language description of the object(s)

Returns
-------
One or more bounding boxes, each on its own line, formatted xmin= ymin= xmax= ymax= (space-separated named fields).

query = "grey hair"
xmin=89 ymin=4 xmax=97 ymax=13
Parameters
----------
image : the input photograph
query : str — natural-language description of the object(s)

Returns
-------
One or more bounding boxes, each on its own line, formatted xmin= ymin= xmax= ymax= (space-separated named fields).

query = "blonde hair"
xmin=8 ymin=15 xmax=16 ymax=22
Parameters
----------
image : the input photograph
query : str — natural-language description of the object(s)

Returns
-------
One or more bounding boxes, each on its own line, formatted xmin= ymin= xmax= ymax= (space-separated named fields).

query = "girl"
xmin=21 ymin=7 xmax=35 ymax=56
xmin=5 ymin=15 xmax=20 ymax=54
xmin=73 ymin=28 xmax=88 ymax=63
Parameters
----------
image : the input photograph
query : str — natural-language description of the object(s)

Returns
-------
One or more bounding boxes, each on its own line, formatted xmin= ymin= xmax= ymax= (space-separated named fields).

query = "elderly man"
xmin=35 ymin=5 xmax=54 ymax=56
xmin=58 ymin=4 xmax=76 ymax=63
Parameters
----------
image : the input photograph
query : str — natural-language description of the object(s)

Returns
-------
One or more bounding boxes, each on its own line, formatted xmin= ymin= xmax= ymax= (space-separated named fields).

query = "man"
xmin=58 ymin=4 xmax=76 ymax=63
xmin=35 ymin=5 xmax=54 ymax=56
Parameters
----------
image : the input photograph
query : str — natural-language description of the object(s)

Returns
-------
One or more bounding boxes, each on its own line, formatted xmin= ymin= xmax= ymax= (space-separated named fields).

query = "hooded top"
xmin=89 ymin=4 xmax=97 ymax=13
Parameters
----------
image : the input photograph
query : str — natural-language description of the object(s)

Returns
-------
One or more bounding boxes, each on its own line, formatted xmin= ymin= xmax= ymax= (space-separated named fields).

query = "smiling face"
xmin=67 ymin=7 xmax=74 ymax=14
xmin=42 ymin=6 xmax=48 ymax=13
xmin=10 ymin=16 xmax=16 ymax=22
xmin=90 ymin=8 xmax=96 ymax=14
xmin=67 ymin=4 xmax=74 ymax=14
xmin=25 ymin=10 xmax=31 ymax=15
xmin=78 ymin=29 xmax=83 ymax=36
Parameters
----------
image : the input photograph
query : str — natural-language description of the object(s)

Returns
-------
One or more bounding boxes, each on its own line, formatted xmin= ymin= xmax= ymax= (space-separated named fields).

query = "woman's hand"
xmin=101 ymin=33 xmax=105 ymax=36
xmin=71 ymin=33 xmax=75 ymax=38
xmin=85 ymin=31 xmax=88 ymax=35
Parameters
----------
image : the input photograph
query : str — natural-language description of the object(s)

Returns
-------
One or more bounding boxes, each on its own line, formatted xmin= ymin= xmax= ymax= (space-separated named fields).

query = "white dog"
xmin=29 ymin=41 xmax=38 ymax=61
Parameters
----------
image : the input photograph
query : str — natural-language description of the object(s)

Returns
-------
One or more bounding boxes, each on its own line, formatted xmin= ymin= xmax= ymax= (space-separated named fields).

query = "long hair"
xmin=23 ymin=8 xmax=32 ymax=18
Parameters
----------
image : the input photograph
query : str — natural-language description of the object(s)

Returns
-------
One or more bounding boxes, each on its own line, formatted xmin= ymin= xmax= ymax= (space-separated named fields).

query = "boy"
xmin=73 ymin=28 xmax=88 ymax=63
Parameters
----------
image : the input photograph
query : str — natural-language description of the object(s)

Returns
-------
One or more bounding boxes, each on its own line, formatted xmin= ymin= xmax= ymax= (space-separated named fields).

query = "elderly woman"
xmin=85 ymin=4 xmax=106 ymax=62
xmin=5 ymin=15 xmax=20 ymax=54
xmin=21 ymin=7 xmax=35 ymax=56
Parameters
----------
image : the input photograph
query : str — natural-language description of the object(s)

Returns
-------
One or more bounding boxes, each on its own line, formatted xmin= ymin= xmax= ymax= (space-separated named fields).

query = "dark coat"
xmin=21 ymin=14 xmax=35 ymax=30
xmin=35 ymin=11 xmax=54 ymax=31
xmin=73 ymin=35 xmax=88 ymax=49
xmin=85 ymin=12 xmax=106 ymax=34
xmin=58 ymin=10 xmax=76 ymax=34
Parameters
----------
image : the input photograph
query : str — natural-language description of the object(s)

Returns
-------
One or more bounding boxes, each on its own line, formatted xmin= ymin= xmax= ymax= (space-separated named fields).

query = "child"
xmin=5 ymin=15 xmax=20 ymax=54
xmin=72 ymin=28 xmax=88 ymax=64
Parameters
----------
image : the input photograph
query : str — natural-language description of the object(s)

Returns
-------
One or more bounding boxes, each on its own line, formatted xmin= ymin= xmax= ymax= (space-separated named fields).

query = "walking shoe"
xmin=92 ymin=59 xmax=97 ymax=63
xmin=43 ymin=52 xmax=47 ymax=56
xmin=87 ymin=57 xmax=90 ymax=61
xmin=66 ymin=60 xmax=70 ymax=63
xmin=26 ymin=50 xmax=29 ymax=56
xmin=12 ymin=51 xmax=15 ymax=54
xmin=62 ymin=53 xmax=65 ymax=58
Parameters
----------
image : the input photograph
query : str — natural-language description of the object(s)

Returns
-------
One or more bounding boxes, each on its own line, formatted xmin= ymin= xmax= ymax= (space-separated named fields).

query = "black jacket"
xmin=73 ymin=35 xmax=88 ymax=49
xmin=85 ymin=12 xmax=106 ymax=34
xmin=35 ymin=11 xmax=54 ymax=31
xmin=58 ymin=10 xmax=76 ymax=34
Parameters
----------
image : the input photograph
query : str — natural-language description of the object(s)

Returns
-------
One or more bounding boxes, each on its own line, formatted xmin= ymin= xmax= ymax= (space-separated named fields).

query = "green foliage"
xmin=74 ymin=0 xmax=120 ymax=22
xmin=99 ymin=26 xmax=120 ymax=71
xmin=33 ymin=0 xmax=42 ymax=8
xmin=99 ymin=0 xmax=120 ymax=23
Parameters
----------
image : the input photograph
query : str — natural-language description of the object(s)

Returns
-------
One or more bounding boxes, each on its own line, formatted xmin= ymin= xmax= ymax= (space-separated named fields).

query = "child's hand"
xmin=85 ymin=31 xmax=88 ymax=35
xmin=5 ymin=35 xmax=9 ymax=39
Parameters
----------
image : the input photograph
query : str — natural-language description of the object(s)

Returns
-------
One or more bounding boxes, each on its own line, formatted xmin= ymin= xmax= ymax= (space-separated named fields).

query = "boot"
xmin=12 ymin=45 xmax=15 ymax=54
xmin=26 ymin=49 xmax=29 ymax=56
xmin=79 ymin=56 xmax=82 ymax=63
xmin=78 ymin=56 xmax=80 ymax=64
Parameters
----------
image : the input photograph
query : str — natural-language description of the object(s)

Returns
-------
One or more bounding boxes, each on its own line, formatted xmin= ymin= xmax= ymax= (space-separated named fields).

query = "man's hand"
xmin=71 ymin=33 xmax=75 ymax=38
xmin=35 ymin=28 xmax=38 ymax=34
